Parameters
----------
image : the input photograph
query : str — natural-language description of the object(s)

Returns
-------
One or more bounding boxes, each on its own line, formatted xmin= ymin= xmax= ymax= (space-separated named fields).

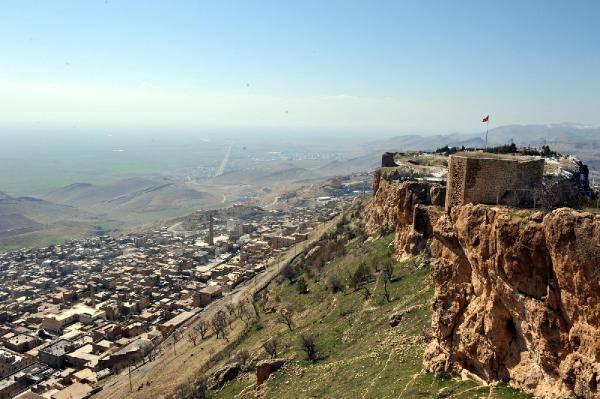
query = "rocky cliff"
xmin=366 ymin=168 xmax=445 ymax=257
xmin=367 ymin=169 xmax=600 ymax=398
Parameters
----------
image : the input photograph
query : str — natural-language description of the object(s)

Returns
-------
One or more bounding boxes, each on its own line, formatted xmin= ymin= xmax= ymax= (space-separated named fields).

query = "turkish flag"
xmin=482 ymin=115 xmax=489 ymax=123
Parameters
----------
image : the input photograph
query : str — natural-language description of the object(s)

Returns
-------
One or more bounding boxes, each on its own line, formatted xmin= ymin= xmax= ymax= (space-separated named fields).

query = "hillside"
xmin=366 ymin=168 xmax=599 ymax=398
xmin=45 ymin=177 xmax=222 ymax=213
xmin=160 ymin=204 xmax=531 ymax=399
xmin=0 ymin=191 xmax=103 ymax=250
xmin=208 ymin=163 xmax=322 ymax=187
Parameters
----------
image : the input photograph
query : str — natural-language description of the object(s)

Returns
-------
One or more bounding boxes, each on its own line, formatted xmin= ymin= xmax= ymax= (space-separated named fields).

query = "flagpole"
xmin=485 ymin=119 xmax=489 ymax=148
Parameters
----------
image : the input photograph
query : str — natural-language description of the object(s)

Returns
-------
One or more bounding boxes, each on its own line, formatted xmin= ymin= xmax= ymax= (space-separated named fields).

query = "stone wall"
xmin=381 ymin=152 xmax=398 ymax=167
xmin=445 ymin=155 xmax=544 ymax=211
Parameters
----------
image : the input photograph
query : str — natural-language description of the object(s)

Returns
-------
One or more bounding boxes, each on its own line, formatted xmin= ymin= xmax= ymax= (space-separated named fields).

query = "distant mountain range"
xmin=366 ymin=123 xmax=600 ymax=177
xmin=368 ymin=123 xmax=599 ymax=150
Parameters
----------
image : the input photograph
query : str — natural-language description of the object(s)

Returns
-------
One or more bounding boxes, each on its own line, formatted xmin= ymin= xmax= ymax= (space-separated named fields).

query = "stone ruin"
xmin=378 ymin=150 xmax=595 ymax=212
xmin=445 ymin=154 xmax=544 ymax=211
xmin=381 ymin=152 xmax=399 ymax=167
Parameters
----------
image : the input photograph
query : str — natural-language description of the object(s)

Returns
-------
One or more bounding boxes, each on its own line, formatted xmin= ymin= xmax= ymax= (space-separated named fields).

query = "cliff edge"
xmin=367 ymin=169 xmax=600 ymax=398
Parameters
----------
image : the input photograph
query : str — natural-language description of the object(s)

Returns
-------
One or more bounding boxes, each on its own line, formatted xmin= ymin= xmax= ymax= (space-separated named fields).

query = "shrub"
xmin=262 ymin=337 xmax=279 ymax=358
xmin=327 ymin=275 xmax=345 ymax=293
xmin=298 ymin=332 xmax=319 ymax=363
xmin=296 ymin=277 xmax=308 ymax=294
xmin=349 ymin=262 xmax=372 ymax=291
xmin=167 ymin=376 xmax=209 ymax=399
xmin=233 ymin=350 xmax=250 ymax=368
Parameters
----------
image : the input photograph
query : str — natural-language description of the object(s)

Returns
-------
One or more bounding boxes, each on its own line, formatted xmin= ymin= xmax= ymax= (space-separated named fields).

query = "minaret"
xmin=208 ymin=213 xmax=214 ymax=246
xmin=90 ymin=285 xmax=96 ymax=308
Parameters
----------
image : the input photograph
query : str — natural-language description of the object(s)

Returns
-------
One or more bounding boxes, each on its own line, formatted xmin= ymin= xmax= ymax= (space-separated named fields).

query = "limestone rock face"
xmin=367 ymin=172 xmax=600 ymax=398
xmin=424 ymin=205 xmax=600 ymax=399
xmin=366 ymin=170 xmax=445 ymax=258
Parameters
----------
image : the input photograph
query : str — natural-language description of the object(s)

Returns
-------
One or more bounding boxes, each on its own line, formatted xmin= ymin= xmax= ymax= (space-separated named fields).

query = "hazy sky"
xmin=1 ymin=0 xmax=599 ymax=133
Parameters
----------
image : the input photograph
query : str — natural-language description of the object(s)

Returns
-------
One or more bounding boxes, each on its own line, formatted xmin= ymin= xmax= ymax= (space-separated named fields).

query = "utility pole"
xmin=129 ymin=364 xmax=132 ymax=392
xmin=483 ymin=114 xmax=490 ymax=148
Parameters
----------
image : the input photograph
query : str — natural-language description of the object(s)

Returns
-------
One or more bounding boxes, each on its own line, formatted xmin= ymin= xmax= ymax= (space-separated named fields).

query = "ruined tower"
xmin=445 ymin=153 xmax=544 ymax=211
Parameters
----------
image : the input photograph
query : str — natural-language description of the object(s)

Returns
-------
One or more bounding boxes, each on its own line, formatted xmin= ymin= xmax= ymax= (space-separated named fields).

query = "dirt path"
xmin=166 ymin=220 xmax=184 ymax=233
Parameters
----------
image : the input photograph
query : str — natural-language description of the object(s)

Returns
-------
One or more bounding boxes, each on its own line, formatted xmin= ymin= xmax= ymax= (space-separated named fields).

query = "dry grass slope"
xmin=203 ymin=213 xmax=532 ymax=399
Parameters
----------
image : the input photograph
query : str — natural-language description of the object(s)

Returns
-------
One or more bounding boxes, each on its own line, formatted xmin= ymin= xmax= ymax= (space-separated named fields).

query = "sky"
xmin=1 ymin=0 xmax=600 ymax=134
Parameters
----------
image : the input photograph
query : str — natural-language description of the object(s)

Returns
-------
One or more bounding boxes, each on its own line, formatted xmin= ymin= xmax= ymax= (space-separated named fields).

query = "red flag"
xmin=482 ymin=115 xmax=489 ymax=123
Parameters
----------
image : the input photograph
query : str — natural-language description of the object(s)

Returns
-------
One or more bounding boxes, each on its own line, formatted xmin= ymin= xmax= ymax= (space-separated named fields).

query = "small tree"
xmin=187 ymin=329 xmax=200 ymax=346
xmin=262 ymin=337 xmax=279 ymax=358
xmin=380 ymin=258 xmax=394 ymax=303
xmin=225 ymin=302 xmax=236 ymax=316
xmin=282 ymin=264 xmax=296 ymax=282
xmin=145 ymin=342 xmax=159 ymax=362
xmin=172 ymin=330 xmax=183 ymax=344
xmin=349 ymin=262 xmax=373 ymax=299
xmin=296 ymin=276 xmax=308 ymax=294
xmin=211 ymin=310 xmax=229 ymax=341
xmin=277 ymin=306 xmax=294 ymax=331
xmin=236 ymin=301 xmax=253 ymax=327
xmin=298 ymin=332 xmax=319 ymax=363
xmin=195 ymin=320 xmax=209 ymax=340
xmin=233 ymin=350 xmax=250 ymax=368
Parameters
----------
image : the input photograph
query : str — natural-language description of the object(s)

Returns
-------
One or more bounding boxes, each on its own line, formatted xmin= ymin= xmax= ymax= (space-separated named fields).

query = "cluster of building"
xmin=0 ymin=195 xmax=354 ymax=399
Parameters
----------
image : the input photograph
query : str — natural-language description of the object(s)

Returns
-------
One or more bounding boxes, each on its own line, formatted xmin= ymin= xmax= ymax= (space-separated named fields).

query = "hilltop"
xmin=150 ymin=150 xmax=598 ymax=399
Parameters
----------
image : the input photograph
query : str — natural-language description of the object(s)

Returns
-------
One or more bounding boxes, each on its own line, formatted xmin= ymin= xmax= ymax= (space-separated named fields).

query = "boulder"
xmin=210 ymin=362 xmax=240 ymax=389
xmin=389 ymin=311 xmax=404 ymax=327
xmin=256 ymin=358 xmax=286 ymax=385
xmin=389 ymin=305 xmax=421 ymax=327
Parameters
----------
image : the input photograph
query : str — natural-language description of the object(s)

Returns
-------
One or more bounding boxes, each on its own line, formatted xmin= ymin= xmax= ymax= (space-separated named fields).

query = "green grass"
xmin=510 ymin=210 xmax=532 ymax=220
xmin=0 ymin=226 xmax=91 ymax=251
xmin=0 ymin=135 xmax=227 ymax=196
xmin=207 ymin=224 xmax=532 ymax=399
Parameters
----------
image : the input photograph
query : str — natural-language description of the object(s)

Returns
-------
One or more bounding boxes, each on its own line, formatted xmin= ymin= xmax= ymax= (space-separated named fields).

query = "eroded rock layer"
xmin=366 ymin=168 xmax=445 ymax=257
xmin=425 ymin=206 xmax=599 ymax=398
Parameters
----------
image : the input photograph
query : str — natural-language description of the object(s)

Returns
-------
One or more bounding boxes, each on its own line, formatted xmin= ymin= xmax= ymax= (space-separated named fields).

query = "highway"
xmin=215 ymin=144 xmax=232 ymax=177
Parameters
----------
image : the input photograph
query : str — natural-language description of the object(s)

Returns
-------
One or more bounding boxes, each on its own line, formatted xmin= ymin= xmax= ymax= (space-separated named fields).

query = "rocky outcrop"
xmin=256 ymin=358 xmax=286 ymax=385
xmin=366 ymin=169 xmax=445 ymax=258
xmin=210 ymin=363 xmax=241 ymax=389
xmin=389 ymin=305 xmax=423 ymax=327
xmin=367 ymin=170 xmax=599 ymax=398
xmin=423 ymin=206 xmax=599 ymax=398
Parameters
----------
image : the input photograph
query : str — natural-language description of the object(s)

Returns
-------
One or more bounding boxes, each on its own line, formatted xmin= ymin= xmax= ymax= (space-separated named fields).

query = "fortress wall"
xmin=446 ymin=155 xmax=544 ymax=210
xmin=445 ymin=156 xmax=467 ymax=210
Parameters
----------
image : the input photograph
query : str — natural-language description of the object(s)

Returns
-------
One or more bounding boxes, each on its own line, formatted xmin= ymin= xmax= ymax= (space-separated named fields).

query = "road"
xmin=166 ymin=221 xmax=184 ymax=234
xmin=215 ymin=144 xmax=232 ymax=177
xmin=94 ymin=216 xmax=339 ymax=399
